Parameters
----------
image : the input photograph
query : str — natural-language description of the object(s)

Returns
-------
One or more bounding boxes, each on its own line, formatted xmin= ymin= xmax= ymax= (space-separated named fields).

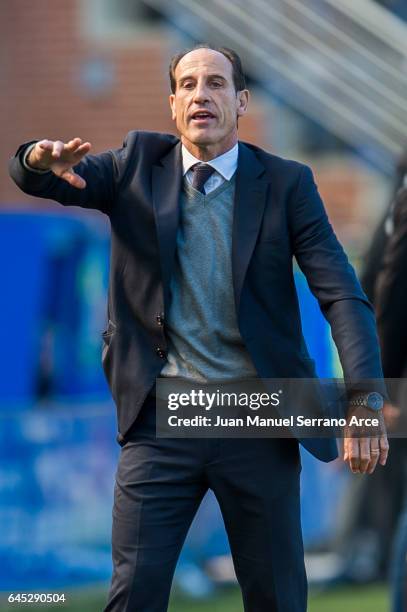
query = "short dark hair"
xmin=169 ymin=44 xmax=246 ymax=93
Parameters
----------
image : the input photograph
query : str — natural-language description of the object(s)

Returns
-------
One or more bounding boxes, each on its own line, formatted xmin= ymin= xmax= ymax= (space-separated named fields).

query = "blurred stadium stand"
xmin=142 ymin=0 xmax=407 ymax=174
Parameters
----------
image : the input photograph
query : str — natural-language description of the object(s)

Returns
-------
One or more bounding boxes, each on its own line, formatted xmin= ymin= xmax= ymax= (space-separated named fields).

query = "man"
xmin=9 ymin=44 xmax=388 ymax=611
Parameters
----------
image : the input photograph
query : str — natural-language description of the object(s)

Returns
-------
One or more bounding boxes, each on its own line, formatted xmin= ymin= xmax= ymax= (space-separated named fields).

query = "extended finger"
xmin=52 ymin=140 xmax=65 ymax=159
xmin=367 ymin=437 xmax=380 ymax=474
xmin=379 ymin=435 xmax=389 ymax=466
xmin=60 ymin=169 xmax=86 ymax=189
xmin=348 ymin=438 xmax=360 ymax=473
xmin=73 ymin=141 xmax=92 ymax=156
xmin=343 ymin=437 xmax=349 ymax=462
xmin=65 ymin=137 xmax=83 ymax=151
xmin=359 ymin=438 xmax=371 ymax=474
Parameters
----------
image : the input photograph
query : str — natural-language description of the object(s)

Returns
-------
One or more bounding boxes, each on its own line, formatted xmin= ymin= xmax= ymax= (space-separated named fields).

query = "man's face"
xmin=169 ymin=48 xmax=249 ymax=157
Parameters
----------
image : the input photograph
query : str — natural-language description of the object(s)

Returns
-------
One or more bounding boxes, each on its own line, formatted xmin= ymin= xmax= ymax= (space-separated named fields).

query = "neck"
xmin=181 ymin=134 xmax=238 ymax=161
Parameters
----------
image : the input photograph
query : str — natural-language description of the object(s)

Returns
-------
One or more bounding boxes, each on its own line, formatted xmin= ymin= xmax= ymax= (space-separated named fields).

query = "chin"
xmin=187 ymin=131 xmax=218 ymax=147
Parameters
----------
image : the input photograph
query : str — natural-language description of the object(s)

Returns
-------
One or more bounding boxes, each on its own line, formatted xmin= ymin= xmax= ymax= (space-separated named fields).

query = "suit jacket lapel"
xmin=152 ymin=141 xmax=182 ymax=311
xmin=232 ymin=143 xmax=268 ymax=313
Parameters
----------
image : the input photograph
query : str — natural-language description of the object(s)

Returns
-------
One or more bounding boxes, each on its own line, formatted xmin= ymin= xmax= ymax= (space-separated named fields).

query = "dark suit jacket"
xmin=9 ymin=130 xmax=386 ymax=461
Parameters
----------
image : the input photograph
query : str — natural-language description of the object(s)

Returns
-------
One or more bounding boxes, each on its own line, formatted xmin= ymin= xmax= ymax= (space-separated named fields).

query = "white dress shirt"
xmin=182 ymin=143 xmax=238 ymax=194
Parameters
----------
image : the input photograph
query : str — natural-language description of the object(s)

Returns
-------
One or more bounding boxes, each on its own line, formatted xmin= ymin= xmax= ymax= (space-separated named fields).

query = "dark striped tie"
xmin=191 ymin=163 xmax=216 ymax=194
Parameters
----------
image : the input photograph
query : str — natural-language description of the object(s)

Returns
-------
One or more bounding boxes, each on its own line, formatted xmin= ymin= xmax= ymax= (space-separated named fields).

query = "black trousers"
xmin=104 ymin=394 xmax=307 ymax=612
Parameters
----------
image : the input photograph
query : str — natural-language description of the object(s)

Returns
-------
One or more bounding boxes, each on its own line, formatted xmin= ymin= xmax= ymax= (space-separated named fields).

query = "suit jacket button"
xmin=156 ymin=346 xmax=166 ymax=358
xmin=156 ymin=314 xmax=164 ymax=326
xmin=116 ymin=433 xmax=126 ymax=446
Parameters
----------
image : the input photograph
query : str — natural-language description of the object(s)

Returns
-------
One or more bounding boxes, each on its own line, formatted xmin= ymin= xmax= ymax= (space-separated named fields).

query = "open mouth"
xmin=190 ymin=110 xmax=216 ymax=122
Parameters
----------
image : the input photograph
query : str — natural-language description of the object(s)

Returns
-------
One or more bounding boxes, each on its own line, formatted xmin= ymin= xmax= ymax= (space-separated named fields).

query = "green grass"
xmin=0 ymin=583 xmax=389 ymax=611
xmin=309 ymin=584 xmax=389 ymax=612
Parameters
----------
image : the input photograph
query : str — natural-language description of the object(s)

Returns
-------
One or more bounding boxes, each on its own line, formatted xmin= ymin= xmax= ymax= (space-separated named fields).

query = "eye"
xmin=210 ymin=80 xmax=223 ymax=88
xmin=182 ymin=81 xmax=195 ymax=90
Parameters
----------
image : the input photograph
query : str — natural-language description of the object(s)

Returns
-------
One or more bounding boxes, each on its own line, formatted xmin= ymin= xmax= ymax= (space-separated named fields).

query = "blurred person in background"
xmin=374 ymin=167 xmax=407 ymax=612
xmin=362 ymin=152 xmax=407 ymax=303
xmin=8 ymin=44 xmax=388 ymax=612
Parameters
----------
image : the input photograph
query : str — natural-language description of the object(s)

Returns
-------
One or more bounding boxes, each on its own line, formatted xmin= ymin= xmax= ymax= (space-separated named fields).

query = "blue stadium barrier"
xmin=0 ymin=210 xmax=110 ymax=403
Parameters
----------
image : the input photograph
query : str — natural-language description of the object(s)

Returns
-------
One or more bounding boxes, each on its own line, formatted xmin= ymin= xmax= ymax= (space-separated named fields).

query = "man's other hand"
xmin=343 ymin=406 xmax=389 ymax=474
xmin=27 ymin=138 xmax=91 ymax=189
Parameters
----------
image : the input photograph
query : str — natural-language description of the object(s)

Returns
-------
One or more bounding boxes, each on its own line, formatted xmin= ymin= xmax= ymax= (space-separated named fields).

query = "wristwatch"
xmin=348 ymin=392 xmax=383 ymax=412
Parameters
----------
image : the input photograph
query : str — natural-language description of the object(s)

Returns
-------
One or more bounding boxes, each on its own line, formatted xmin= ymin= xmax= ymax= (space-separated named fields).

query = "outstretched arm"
xmin=289 ymin=165 xmax=388 ymax=473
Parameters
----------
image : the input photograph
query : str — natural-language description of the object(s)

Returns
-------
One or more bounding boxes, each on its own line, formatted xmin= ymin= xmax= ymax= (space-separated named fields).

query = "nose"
xmin=193 ymin=80 xmax=210 ymax=104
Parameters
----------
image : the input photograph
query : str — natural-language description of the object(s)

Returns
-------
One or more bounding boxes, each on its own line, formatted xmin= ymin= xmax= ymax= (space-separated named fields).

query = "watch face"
xmin=367 ymin=392 xmax=383 ymax=411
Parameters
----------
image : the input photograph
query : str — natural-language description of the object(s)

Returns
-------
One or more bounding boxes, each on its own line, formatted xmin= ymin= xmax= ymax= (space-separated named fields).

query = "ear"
xmin=236 ymin=89 xmax=249 ymax=117
xmin=169 ymin=94 xmax=177 ymax=121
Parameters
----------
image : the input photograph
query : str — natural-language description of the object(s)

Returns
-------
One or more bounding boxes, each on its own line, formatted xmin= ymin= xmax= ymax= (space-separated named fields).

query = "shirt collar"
xmin=181 ymin=143 xmax=238 ymax=181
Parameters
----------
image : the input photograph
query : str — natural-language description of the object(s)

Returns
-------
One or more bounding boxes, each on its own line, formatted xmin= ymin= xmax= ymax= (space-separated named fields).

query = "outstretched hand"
xmin=27 ymin=138 xmax=92 ymax=189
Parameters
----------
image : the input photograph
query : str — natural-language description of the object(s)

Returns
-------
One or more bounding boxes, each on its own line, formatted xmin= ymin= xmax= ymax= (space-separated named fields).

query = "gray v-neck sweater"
xmin=160 ymin=176 xmax=258 ymax=382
